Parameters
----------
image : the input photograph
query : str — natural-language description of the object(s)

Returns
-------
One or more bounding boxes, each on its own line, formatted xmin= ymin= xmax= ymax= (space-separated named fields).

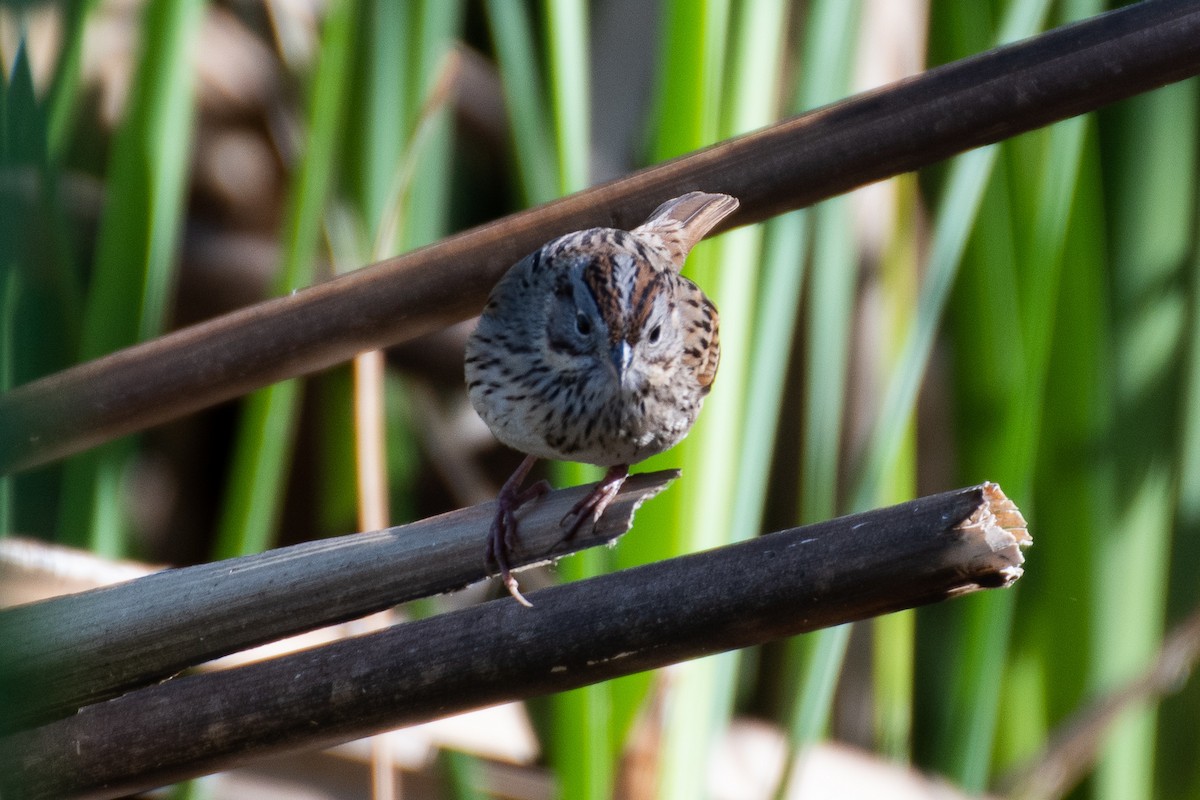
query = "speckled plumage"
xmin=465 ymin=191 xmax=738 ymax=604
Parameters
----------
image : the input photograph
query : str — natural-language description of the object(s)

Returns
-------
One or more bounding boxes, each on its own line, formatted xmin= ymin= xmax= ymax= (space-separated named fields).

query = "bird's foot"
xmin=560 ymin=465 xmax=630 ymax=539
xmin=485 ymin=454 xmax=550 ymax=607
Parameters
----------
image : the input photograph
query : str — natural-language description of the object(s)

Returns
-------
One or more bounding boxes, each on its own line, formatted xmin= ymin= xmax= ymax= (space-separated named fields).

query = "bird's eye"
xmin=648 ymin=324 xmax=662 ymax=344
xmin=575 ymin=312 xmax=592 ymax=336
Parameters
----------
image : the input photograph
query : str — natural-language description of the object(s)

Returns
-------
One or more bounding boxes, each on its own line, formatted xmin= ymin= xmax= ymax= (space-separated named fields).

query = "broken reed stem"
xmin=0 ymin=471 xmax=678 ymax=734
xmin=0 ymin=483 xmax=1029 ymax=800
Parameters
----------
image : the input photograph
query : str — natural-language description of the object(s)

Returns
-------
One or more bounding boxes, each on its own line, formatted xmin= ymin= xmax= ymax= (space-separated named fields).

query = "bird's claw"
xmin=485 ymin=455 xmax=549 ymax=606
xmin=486 ymin=502 xmax=534 ymax=607
xmin=559 ymin=465 xmax=630 ymax=539
xmin=486 ymin=461 xmax=629 ymax=605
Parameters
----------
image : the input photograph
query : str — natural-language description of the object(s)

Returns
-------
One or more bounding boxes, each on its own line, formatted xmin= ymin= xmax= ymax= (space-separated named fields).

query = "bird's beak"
xmin=611 ymin=339 xmax=633 ymax=380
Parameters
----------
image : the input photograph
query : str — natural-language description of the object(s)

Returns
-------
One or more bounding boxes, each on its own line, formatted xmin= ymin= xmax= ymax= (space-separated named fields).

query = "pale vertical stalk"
xmin=872 ymin=608 xmax=915 ymax=759
xmin=344 ymin=5 xmax=465 ymax=794
xmin=727 ymin=211 xmax=809 ymax=541
xmin=770 ymin=6 xmax=861 ymax=796
xmin=655 ymin=0 xmax=813 ymax=796
xmin=854 ymin=1 xmax=926 ymax=760
xmin=690 ymin=0 xmax=784 ymax=550
xmin=691 ymin=0 xmax=792 ymax=767
xmin=792 ymin=0 xmax=860 ymax=570
xmin=214 ymin=0 xmax=355 ymax=559
xmin=354 ymin=341 xmax=391 ymax=538
xmin=868 ymin=170 xmax=922 ymax=761
xmin=799 ymin=197 xmax=856 ymax=523
xmin=345 ymin=5 xmax=403 ymax=795
xmin=780 ymin=196 xmax=858 ymax=766
xmin=355 ymin=349 xmax=393 ymax=800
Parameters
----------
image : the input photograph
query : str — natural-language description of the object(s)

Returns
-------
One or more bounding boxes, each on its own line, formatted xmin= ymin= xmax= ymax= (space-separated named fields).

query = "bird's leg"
xmin=560 ymin=464 xmax=630 ymax=539
xmin=485 ymin=454 xmax=550 ymax=607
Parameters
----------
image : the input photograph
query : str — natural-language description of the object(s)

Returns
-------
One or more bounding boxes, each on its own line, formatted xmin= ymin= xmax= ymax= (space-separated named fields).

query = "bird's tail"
xmin=634 ymin=191 xmax=740 ymax=270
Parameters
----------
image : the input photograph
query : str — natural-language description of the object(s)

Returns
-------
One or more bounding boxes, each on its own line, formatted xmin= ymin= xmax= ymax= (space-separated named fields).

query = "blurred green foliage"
xmin=1 ymin=1 xmax=1197 ymax=798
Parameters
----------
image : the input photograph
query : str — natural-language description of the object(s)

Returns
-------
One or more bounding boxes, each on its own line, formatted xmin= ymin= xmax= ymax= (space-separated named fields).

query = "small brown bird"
xmin=465 ymin=191 xmax=739 ymax=604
